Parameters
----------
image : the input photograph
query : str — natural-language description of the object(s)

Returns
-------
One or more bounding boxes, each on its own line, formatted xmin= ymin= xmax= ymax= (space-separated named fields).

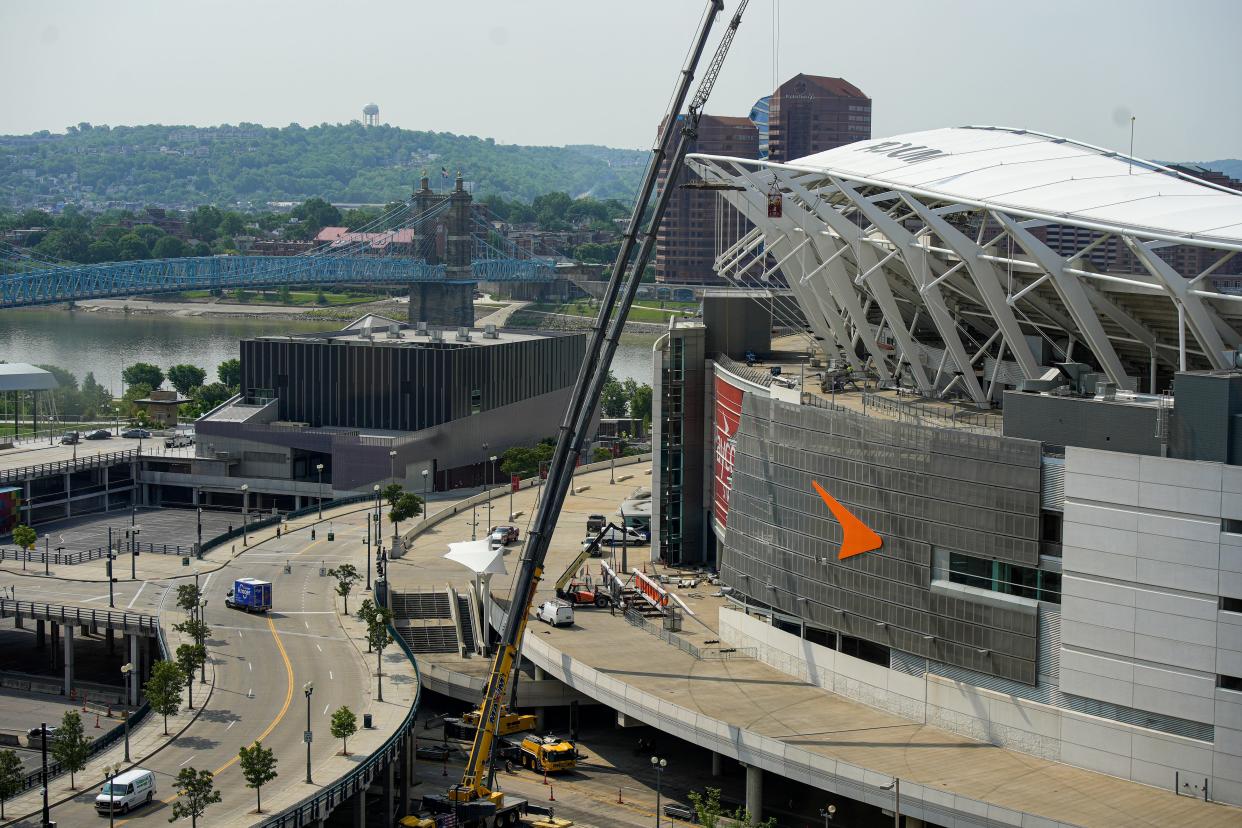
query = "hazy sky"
xmin=2 ymin=0 xmax=1239 ymax=161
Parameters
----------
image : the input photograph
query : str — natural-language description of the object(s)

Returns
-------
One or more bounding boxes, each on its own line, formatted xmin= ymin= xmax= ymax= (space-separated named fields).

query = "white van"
xmin=598 ymin=525 xmax=648 ymax=546
xmin=95 ymin=768 xmax=156 ymax=814
xmin=536 ymin=600 xmax=574 ymax=627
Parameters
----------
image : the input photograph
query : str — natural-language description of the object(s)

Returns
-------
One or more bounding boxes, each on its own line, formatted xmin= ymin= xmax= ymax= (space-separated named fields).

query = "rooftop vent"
xmin=386 ymin=324 xmax=401 ymax=339
xmin=483 ymin=323 xmax=499 ymax=339
xmin=430 ymin=328 xmax=443 ymax=342
xmin=416 ymin=321 xmax=428 ymax=335
xmin=456 ymin=326 xmax=472 ymax=342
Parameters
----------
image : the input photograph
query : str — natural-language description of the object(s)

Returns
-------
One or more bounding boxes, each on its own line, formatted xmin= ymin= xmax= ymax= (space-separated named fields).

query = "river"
xmin=0 ymin=309 xmax=659 ymax=393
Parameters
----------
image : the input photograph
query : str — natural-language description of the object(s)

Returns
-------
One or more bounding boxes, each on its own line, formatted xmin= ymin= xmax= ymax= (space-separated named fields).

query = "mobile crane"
xmin=554 ymin=523 xmax=626 ymax=607
xmin=422 ymin=3 xmax=749 ymax=825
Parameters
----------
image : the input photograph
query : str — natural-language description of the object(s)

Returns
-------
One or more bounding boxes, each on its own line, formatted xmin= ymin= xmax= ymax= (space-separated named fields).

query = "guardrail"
xmin=0 ymin=599 xmax=159 ymax=635
xmin=0 ymin=540 xmax=196 ymax=566
xmin=257 ymin=620 xmax=420 ymax=827
xmin=622 ymin=606 xmax=754 ymax=661
xmin=0 ymin=448 xmax=139 ymax=485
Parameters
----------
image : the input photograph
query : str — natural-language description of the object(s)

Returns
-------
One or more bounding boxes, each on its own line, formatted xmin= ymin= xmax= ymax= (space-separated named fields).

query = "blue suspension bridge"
xmin=0 ymin=180 xmax=557 ymax=310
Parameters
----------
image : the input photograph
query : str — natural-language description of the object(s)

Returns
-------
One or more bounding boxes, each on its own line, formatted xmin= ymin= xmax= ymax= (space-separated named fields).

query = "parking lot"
xmin=18 ymin=507 xmax=244 ymax=558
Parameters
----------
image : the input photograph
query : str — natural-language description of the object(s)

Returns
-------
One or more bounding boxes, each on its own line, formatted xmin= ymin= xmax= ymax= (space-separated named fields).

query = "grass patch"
xmin=526 ymin=302 xmax=694 ymax=324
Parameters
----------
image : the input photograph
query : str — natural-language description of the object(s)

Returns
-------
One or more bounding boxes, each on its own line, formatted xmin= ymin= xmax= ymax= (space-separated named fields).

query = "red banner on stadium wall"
xmin=712 ymin=375 xmax=745 ymax=528
xmin=511 ymin=474 xmax=521 ymax=492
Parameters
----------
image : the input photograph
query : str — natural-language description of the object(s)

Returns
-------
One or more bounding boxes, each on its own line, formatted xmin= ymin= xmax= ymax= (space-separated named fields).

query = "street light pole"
xmin=316 ymin=463 xmax=324 ymax=520
xmin=487 ymin=454 xmax=496 ymax=529
xmin=303 ymin=682 xmax=314 ymax=784
xmin=367 ymin=484 xmax=378 ymax=591
xmin=422 ymin=469 xmax=430 ymax=522
xmin=107 ymin=549 xmax=115 ymax=608
xmin=240 ymin=484 xmax=250 ymax=546
xmin=881 ymin=777 xmax=900 ymax=828
xmin=40 ymin=722 xmax=48 ymax=828
xmin=196 ymin=505 xmax=202 ymax=554
xmin=199 ymin=599 xmax=208 ymax=684
xmin=389 ymin=449 xmax=397 ymax=487
xmin=120 ymin=663 xmax=133 ymax=761
xmin=651 ymin=756 xmax=666 ymax=828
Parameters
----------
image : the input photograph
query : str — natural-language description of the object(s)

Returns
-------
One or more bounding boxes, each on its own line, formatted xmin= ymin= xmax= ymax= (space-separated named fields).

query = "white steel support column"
xmin=1123 ymin=235 xmax=1230 ymax=369
xmin=992 ymin=212 xmax=1133 ymax=387
xmin=854 ymin=242 xmax=934 ymax=392
xmin=831 ymin=177 xmax=986 ymax=402
xmin=903 ymin=198 xmax=1042 ymax=380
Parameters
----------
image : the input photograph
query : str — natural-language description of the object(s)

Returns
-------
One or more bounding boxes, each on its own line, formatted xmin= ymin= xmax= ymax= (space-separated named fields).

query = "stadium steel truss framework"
xmin=688 ymin=126 xmax=1242 ymax=405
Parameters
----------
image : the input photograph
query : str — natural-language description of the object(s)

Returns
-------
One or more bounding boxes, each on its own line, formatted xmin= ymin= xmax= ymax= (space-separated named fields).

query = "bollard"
xmin=94 ymin=712 xmax=100 ymax=728
xmin=548 ymin=785 xmax=555 ymax=802
xmin=618 ymin=787 xmax=623 ymax=804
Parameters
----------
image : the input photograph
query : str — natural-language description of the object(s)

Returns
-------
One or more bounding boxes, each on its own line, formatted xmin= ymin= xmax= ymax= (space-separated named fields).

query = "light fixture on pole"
xmin=303 ymin=681 xmax=314 ymax=784
xmin=487 ymin=454 xmax=497 ymax=529
xmin=820 ymin=804 xmax=837 ymax=825
xmin=240 ymin=484 xmax=250 ymax=546
xmin=651 ymin=756 xmax=667 ymax=828
xmin=389 ymin=449 xmax=397 ymax=486
xmin=120 ymin=663 xmax=133 ymax=761
xmin=315 ymin=463 xmax=325 ymax=519
xmin=198 ymin=599 xmax=208 ymax=684
xmin=421 ymin=469 xmax=430 ymax=522
xmin=880 ymin=777 xmax=900 ymax=828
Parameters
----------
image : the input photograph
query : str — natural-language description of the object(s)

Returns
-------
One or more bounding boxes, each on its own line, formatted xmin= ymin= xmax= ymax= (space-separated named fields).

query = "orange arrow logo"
xmin=811 ymin=480 xmax=882 ymax=560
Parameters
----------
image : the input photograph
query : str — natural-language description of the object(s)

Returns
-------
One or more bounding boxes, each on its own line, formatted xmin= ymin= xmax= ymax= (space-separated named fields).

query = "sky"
xmin=1 ymin=0 xmax=1239 ymax=162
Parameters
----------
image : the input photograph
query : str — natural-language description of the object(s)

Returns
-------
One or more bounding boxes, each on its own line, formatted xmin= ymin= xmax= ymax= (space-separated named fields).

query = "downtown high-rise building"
xmin=656 ymin=74 xmax=871 ymax=284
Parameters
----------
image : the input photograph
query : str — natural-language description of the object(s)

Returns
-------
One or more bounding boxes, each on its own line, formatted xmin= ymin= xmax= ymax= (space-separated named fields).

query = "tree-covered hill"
xmin=0 ymin=122 xmax=648 ymax=210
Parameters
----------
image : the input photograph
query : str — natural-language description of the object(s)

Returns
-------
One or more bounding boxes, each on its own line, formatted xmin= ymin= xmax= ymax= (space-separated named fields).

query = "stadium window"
xmin=840 ymin=634 xmax=888 ymax=667
xmin=470 ymin=389 xmax=482 ymax=415
xmin=1223 ymin=596 xmax=1242 ymax=613
xmin=1224 ymin=518 xmax=1242 ymax=535
xmin=1221 ymin=674 xmax=1242 ymax=692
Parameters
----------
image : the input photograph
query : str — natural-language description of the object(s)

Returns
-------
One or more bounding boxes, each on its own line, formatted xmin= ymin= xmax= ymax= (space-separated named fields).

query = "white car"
xmin=95 ymin=768 xmax=157 ymax=815
xmin=535 ymin=600 xmax=574 ymax=627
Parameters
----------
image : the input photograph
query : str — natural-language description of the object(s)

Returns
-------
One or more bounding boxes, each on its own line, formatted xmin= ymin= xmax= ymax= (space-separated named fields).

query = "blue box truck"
xmin=225 ymin=578 xmax=272 ymax=613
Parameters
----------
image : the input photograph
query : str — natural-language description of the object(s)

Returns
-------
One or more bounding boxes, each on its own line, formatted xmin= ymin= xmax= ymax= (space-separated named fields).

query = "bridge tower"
xmin=408 ymin=170 xmax=474 ymax=327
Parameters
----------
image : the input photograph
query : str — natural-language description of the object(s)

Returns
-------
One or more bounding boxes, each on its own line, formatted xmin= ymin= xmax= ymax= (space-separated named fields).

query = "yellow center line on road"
xmin=140 ymin=614 xmax=295 ymax=815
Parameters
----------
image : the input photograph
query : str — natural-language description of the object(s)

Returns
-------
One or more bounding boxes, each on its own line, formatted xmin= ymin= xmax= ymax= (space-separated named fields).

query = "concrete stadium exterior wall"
xmin=1060 ymin=447 xmax=1242 ymax=802
xmin=720 ymin=606 xmax=1242 ymax=804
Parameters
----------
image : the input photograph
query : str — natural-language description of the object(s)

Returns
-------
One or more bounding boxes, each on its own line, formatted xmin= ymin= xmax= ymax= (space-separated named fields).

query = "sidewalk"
xmin=0 ymin=607 xmax=212 ymax=826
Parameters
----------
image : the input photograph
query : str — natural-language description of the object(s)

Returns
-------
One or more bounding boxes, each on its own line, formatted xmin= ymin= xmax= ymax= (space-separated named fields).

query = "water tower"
xmin=363 ymin=103 xmax=379 ymax=127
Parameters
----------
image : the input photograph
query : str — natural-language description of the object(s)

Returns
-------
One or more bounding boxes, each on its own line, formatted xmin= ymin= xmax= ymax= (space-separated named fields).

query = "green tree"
xmin=687 ymin=787 xmax=776 ymax=828
xmin=327 ymin=563 xmax=361 ymax=614
xmin=192 ymin=241 xmax=212 ymax=257
xmin=11 ymin=525 xmax=35 ymax=557
xmin=192 ymin=382 xmax=233 ymax=413
xmin=80 ymin=372 xmax=113 ymax=418
xmin=169 ymin=767 xmax=221 ymax=827
xmin=381 ymin=482 xmax=403 ymax=507
xmin=217 ymin=358 xmax=241 ymax=389
xmin=600 ymin=371 xmax=627 ymax=417
xmin=116 ymin=233 xmax=149 ymax=260
xmin=315 ymin=289 xmax=327 ymax=305
xmin=167 ymin=364 xmax=207 ymax=395
xmin=292 ymin=197 xmax=342 ymax=236
xmin=123 ymin=362 xmax=164 ymax=390
xmin=218 ymin=212 xmax=245 ymax=236
xmin=152 ymin=235 xmax=188 ymax=258
xmin=130 ymin=224 xmax=166 ymax=248
xmin=0 ymin=748 xmax=22 ymax=818
xmin=86 ymin=238 xmax=118 ymax=263
xmin=362 ymin=602 xmax=394 ymax=701
xmin=51 ymin=710 xmax=90 ymax=789
xmin=630 ymin=383 xmax=653 ymax=422
xmin=592 ymin=446 xmax=612 ymax=463
xmin=145 ymin=659 xmax=185 ymax=735
xmin=330 ymin=706 xmax=358 ymax=756
xmin=238 ymin=741 xmax=278 ymax=813
xmin=188 ymin=205 xmax=223 ymax=241
xmin=278 ymin=285 xmax=292 ymax=305
xmin=388 ymin=492 xmax=423 ymax=538
xmin=175 ymin=582 xmax=203 ymax=615
xmin=175 ymin=644 xmax=206 ymax=709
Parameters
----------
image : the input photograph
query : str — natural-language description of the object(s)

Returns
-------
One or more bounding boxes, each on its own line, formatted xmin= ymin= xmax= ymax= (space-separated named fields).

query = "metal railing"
xmin=0 ymin=540 xmax=195 ymax=566
xmin=0 ymin=599 xmax=159 ymax=635
xmin=257 ymin=620 xmax=420 ymax=827
xmin=0 ymin=448 xmax=138 ymax=485
xmin=622 ymin=606 xmax=753 ymax=661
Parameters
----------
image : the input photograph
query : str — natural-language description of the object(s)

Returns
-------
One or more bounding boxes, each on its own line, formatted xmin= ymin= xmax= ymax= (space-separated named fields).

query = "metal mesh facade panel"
xmin=722 ymin=396 xmax=1043 ymax=683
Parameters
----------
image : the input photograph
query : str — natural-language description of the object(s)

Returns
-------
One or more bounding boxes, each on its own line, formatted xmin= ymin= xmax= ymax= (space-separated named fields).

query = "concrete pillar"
xmin=535 ymin=707 xmax=547 ymax=732
xmin=80 ymin=624 xmax=89 ymax=637
xmin=129 ymin=634 xmax=140 ymax=706
xmin=106 ymin=627 xmax=115 ymax=654
xmin=14 ymin=613 xmax=22 ymax=630
xmin=399 ymin=734 xmax=410 ymax=818
xmin=35 ymin=619 xmax=45 ymax=648
xmin=905 ymin=818 xmax=925 ymax=828
xmin=745 ymin=764 xmax=763 ymax=822
xmin=711 ymin=751 xmax=722 ymax=777
xmin=383 ymin=758 xmax=394 ymax=826
xmin=63 ymin=625 xmax=74 ymax=696
xmin=353 ymin=781 xmax=366 ymax=828
xmin=50 ymin=622 xmax=59 ymax=668
xmin=534 ymin=666 xmax=546 ymax=681
xmin=64 ymin=472 xmax=71 ymax=518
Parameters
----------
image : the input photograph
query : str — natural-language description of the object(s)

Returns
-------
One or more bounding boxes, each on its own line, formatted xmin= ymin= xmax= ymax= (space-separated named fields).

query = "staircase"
xmin=397 ymin=625 xmax=460 ymax=654
xmin=457 ymin=595 xmax=475 ymax=652
xmin=390 ymin=591 xmax=450 ymax=620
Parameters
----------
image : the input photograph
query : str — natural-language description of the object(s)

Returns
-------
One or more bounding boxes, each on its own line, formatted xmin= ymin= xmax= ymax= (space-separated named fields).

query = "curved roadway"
xmin=2 ymin=503 xmax=388 ymax=827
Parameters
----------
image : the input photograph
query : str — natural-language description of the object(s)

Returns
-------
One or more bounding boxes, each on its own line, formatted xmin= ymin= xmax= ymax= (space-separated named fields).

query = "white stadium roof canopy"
xmin=730 ymin=126 xmax=1242 ymax=249
xmin=685 ymin=126 xmax=1242 ymax=397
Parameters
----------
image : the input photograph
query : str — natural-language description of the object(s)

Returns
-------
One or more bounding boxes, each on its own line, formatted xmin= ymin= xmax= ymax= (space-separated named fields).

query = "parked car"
xmin=27 ymin=724 xmax=57 ymax=741
xmin=60 ymin=432 xmax=79 ymax=445
xmin=121 ymin=428 xmax=151 ymax=439
xmin=164 ymin=434 xmax=193 ymax=448
xmin=597 ymin=525 xmax=648 ymax=546
xmin=535 ymin=600 xmax=574 ymax=627
xmin=586 ymin=514 xmax=607 ymax=533
xmin=85 ymin=429 xmax=111 ymax=440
